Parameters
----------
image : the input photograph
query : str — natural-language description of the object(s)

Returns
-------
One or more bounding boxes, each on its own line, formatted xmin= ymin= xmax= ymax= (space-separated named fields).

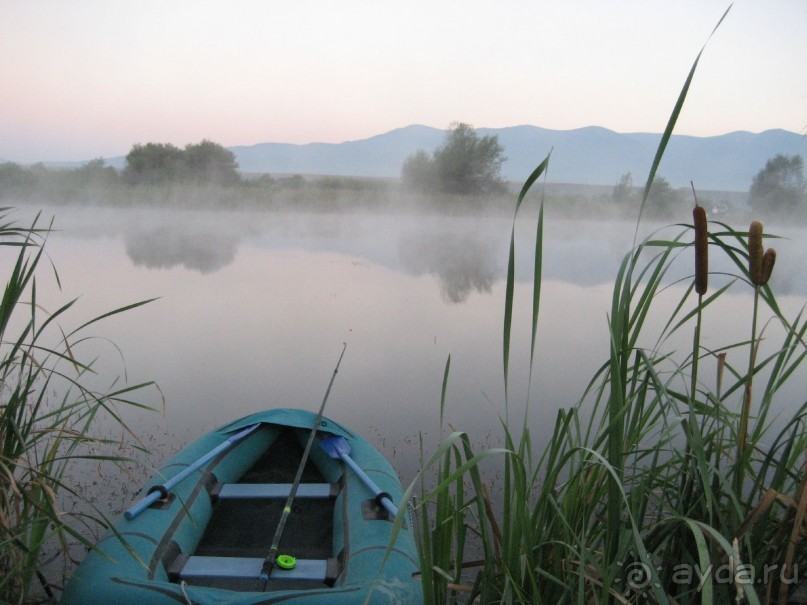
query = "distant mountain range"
xmin=230 ymin=125 xmax=806 ymax=192
xmin=27 ymin=124 xmax=807 ymax=192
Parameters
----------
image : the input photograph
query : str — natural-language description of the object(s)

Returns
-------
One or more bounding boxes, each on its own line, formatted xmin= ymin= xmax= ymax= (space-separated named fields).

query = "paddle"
xmin=124 ymin=422 xmax=262 ymax=521
xmin=320 ymin=435 xmax=397 ymax=519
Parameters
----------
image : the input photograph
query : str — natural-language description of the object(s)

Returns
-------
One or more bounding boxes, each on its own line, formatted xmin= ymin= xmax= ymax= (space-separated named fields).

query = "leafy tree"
xmin=123 ymin=142 xmax=184 ymax=185
xmin=612 ymin=172 xmax=637 ymax=204
xmin=401 ymin=149 xmax=435 ymax=193
xmin=182 ymin=140 xmax=240 ymax=186
xmin=644 ymin=176 xmax=684 ymax=218
xmin=73 ymin=158 xmax=119 ymax=188
xmin=434 ymin=122 xmax=506 ymax=195
xmin=749 ymin=154 xmax=805 ymax=215
xmin=611 ymin=172 xmax=682 ymax=217
xmin=0 ymin=162 xmax=38 ymax=198
xmin=401 ymin=122 xmax=507 ymax=195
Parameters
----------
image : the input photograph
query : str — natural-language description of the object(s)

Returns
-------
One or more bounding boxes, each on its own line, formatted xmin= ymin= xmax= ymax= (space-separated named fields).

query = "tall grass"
xmin=406 ymin=5 xmax=806 ymax=604
xmin=0 ymin=208 xmax=159 ymax=603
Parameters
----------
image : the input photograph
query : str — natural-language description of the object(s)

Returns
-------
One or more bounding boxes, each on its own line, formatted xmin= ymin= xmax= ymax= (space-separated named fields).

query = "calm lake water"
xmin=8 ymin=204 xmax=807 ymax=493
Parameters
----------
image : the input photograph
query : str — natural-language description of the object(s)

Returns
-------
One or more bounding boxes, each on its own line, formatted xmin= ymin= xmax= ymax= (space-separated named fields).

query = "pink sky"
xmin=1 ymin=0 xmax=805 ymax=163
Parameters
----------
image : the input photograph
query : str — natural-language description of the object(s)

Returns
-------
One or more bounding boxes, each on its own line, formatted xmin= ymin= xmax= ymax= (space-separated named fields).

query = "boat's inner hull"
xmin=171 ymin=427 xmax=341 ymax=592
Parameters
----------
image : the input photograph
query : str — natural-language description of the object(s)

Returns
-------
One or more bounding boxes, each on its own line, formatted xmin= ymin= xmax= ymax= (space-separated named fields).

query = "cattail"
xmin=760 ymin=248 xmax=776 ymax=286
xmin=693 ymin=205 xmax=708 ymax=295
xmin=748 ymin=221 xmax=764 ymax=286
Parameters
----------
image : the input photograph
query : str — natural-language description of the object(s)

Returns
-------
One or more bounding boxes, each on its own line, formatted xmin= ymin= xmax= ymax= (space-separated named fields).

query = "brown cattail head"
xmin=760 ymin=248 xmax=776 ymax=286
xmin=693 ymin=205 xmax=708 ymax=295
xmin=748 ymin=221 xmax=764 ymax=286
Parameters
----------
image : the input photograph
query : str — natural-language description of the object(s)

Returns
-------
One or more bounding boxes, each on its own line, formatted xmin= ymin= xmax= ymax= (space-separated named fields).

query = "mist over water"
xmin=9 ymin=203 xmax=807 ymax=487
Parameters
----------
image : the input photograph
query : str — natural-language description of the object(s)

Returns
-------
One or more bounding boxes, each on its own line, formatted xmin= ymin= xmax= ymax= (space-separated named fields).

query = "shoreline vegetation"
xmin=2 ymin=8 xmax=805 ymax=605
xmin=402 ymin=8 xmax=806 ymax=605
xmin=2 ymin=125 xmax=801 ymax=224
xmin=0 ymin=169 xmax=761 ymax=224
xmin=0 ymin=209 xmax=162 ymax=603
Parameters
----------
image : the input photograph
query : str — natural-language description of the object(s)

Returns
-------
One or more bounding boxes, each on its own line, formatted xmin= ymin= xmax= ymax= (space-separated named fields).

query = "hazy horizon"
xmin=2 ymin=2 xmax=805 ymax=164
xmin=2 ymin=122 xmax=804 ymax=169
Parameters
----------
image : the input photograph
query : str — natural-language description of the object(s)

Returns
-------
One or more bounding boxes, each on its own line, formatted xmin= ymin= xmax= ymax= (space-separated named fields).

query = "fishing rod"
xmin=258 ymin=342 xmax=347 ymax=590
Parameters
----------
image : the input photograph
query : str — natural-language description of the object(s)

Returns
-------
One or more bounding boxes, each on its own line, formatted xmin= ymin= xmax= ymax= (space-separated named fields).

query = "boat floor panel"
xmin=195 ymin=497 xmax=333 ymax=559
xmin=193 ymin=427 xmax=335 ymax=569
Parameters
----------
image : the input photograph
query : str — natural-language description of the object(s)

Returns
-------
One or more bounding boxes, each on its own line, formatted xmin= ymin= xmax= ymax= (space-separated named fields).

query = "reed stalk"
xmin=402 ymin=6 xmax=807 ymax=603
xmin=0 ymin=209 xmax=159 ymax=603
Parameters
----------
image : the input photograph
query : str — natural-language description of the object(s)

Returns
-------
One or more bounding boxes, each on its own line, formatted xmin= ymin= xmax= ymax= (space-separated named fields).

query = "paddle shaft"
xmin=124 ymin=422 xmax=262 ymax=521
xmin=259 ymin=343 xmax=347 ymax=587
xmin=320 ymin=436 xmax=398 ymax=519
xmin=339 ymin=452 xmax=398 ymax=518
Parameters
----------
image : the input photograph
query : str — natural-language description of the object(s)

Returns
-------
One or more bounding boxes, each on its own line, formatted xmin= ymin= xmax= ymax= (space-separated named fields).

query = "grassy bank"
xmin=1 ymin=162 xmax=754 ymax=222
xmin=405 ymin=9 xmax=806 ymax=604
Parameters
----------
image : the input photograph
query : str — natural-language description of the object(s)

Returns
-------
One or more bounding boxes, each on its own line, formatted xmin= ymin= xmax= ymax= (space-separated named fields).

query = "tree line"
xmin=398 ymin=123 xmax=805 ymax=219
xmin=0 ymin=140 xmax=242 ymax=202
xmin=605 ymin=153 xmax=805 ymax=219
xmin=123 ymin=140 xmax=240 ymax=186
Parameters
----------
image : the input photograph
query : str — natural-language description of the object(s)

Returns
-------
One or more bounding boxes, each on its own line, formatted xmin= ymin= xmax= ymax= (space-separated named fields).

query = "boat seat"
xmin=169 ymin=554 xmax=339 ymax=583
xmin=209 ymin=482 xmax=339 ymax=500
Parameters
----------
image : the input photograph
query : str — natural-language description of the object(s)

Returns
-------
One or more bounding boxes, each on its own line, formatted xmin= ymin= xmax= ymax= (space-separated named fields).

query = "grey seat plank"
xmin=217 ymin=482 xmax=336 ymax=499
xmin=180 ymin=555 xmax=329 ymax=582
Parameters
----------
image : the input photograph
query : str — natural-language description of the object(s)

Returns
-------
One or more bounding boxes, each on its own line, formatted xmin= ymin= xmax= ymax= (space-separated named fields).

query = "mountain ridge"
xmin=25 ymin=124 xmax=807 ymax=192
xmin=230 ymin=124 xmax=806 ymax=191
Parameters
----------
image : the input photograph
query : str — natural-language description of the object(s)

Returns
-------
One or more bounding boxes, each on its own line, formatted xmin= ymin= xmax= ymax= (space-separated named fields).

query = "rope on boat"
xmin=180 ymin=581 xmax=193 ymax=605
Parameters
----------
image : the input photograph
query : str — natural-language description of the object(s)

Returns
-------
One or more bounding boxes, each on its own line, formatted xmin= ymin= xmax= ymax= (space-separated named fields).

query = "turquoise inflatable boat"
xmin=62 ymin=408 xmax=422 ymax=604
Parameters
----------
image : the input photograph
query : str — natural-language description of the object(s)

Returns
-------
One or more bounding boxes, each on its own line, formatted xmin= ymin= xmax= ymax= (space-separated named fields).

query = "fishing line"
xmin=257 ymin=342 xmax=347 ymax=590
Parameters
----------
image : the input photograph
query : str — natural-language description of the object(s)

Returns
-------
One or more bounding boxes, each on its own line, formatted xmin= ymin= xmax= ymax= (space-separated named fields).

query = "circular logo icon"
xmin=626 ymin=561 xmax=652 ymax=591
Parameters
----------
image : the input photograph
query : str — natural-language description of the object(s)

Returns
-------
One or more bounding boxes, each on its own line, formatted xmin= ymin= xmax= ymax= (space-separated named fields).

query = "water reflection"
xmin=399 ymin=231 xmax=496 ymax=303
xmin=9 ymin=205 xmax=806 ymax=488
xmin=124 ymin=225 xmax=239 ymax=274
xmin=113 ymin=211 xmax=506 ymax=300
xmin=14 ymin=205 xmax=807 ymax=300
